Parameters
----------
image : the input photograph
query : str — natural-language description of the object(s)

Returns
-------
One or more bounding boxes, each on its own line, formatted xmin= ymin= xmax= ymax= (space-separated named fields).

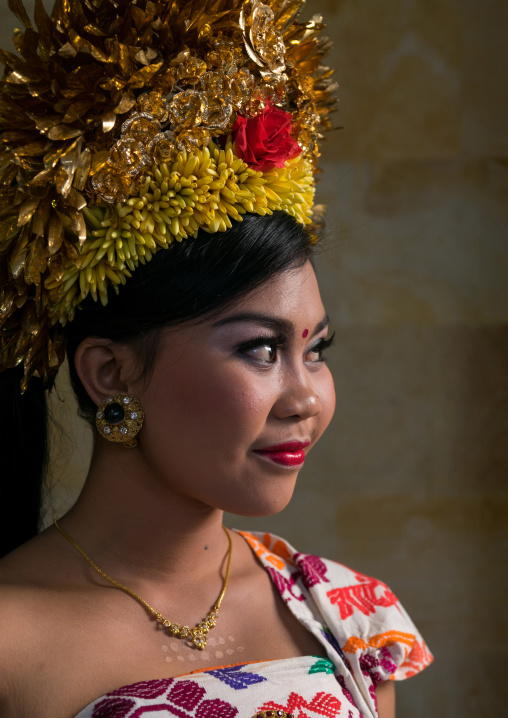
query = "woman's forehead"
xmin=222 ymin=261 xmax=323 ymax=316
xmin=159 ymin=262 xmax=326 ymax=345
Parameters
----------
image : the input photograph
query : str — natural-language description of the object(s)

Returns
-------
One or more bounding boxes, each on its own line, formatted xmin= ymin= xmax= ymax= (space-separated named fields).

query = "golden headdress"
xmin=0 ymin=0 xmax=337 ymax=390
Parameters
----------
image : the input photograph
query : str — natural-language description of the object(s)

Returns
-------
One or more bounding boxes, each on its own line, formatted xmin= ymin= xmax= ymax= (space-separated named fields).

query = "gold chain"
xmin=54 ymin=519 xmax=232 ymax=650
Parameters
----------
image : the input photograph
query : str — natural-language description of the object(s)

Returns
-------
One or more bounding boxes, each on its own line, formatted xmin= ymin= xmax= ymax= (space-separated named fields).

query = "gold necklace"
xmin=54 ymin=519 xmax=232 ymax=650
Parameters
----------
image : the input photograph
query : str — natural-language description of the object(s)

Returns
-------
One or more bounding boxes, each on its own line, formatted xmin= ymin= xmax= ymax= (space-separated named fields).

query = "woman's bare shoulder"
xmin=0 ymin=531 xmax=69 ymax=653
xmin=0 ymin=527 xmax=61 ymax=587
xmin=0 ymin=534 xmax=55 ymax=624
xmin=0 ymin=533 xmax=70 ymax=712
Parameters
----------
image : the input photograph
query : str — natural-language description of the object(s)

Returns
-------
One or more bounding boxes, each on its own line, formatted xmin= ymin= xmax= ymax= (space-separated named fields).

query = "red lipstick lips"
xmin=254 ymin=441 xmax=310 ymax=467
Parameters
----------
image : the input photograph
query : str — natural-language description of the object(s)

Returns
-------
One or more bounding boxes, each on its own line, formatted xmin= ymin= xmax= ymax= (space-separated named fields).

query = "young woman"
xmin=0 ymin=2 xmax=432 ymax=717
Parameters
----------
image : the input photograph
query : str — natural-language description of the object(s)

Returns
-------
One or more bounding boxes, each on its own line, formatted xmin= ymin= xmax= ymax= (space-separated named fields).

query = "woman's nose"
xmin=272 ymin=369 xmax=322 ymax=420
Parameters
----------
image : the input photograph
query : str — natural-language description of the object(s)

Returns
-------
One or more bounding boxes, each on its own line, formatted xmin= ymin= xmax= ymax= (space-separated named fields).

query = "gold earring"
xmin=95 ymin=394 xmax=144 ymax=448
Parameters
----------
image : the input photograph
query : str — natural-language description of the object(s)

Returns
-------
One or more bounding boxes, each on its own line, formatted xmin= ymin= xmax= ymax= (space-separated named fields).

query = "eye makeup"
xmin=236 ymin=332 xmax=287 ymax=362
xmin=235 ymin=328 xmax=335 ymax=365
xmin=306 ymin=331 xmax=336 ymax=362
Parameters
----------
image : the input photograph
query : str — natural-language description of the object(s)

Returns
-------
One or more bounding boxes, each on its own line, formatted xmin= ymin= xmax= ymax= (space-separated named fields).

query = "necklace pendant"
xmin=197 ymin=620 xmax=210 ymax=635
xmin=206 ymin=609 xmax=219 ymax=628
xmin=54 ymin=521 xmax=233 ymax=655
xmin=190 ymin=629 xmax=207 ymax=650
xmin=170 ymin=624 xmax=190 ymax=639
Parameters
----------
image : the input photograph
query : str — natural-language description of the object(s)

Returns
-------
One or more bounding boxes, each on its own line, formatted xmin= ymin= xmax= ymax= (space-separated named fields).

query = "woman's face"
xmin=134 ymin=260 xmax=336 ymax=516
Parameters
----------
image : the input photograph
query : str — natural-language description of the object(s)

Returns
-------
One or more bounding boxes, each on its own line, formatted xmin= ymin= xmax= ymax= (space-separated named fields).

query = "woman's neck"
xmin=58 ymin=443 xmax=229 ymax=585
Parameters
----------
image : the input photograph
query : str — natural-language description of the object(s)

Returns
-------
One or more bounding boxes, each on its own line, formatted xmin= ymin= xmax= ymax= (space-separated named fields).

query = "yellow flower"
xmin=47 ymin=141 xmax=315 ymax=323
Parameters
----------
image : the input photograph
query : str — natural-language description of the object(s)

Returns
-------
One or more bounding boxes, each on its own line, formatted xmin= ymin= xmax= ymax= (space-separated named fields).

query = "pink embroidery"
xmin=133 ymin=707 xmax=184 ymax=717
xmin=378 ymin=646 xmax=398 ymax=676
xmin=110 ymin=679 xmax=173 ymax=699
xmin=360 ymin=653 xmax=382 ymax=687
xmin=267 ymin=566 xmax=305 ymax=602
xmin=326 ymin=577 xmax=398 ymax=620
xmin=295 ymin=553 xmax=330 ymax=587
xmin=92 ymin=697 xmax=135 ymax=717
xmin=195 ymin=700 xmax=238 ymax=718
xmin=337 ymin=676 xmax=355 ymax=707
xmin=127 ymin=683 xmax=238 ymax=718
xmin=168 ymin=681 xmax=206 ymax=709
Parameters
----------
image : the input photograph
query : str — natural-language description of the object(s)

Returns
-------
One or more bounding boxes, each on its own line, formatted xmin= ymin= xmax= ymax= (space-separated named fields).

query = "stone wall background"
xmin=1 ymin=1 xmax=506 ymax=716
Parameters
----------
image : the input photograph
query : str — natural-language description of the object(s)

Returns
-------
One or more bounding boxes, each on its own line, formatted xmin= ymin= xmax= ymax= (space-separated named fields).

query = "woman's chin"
xmin=217 ymin=485 xmax=297 ymax=518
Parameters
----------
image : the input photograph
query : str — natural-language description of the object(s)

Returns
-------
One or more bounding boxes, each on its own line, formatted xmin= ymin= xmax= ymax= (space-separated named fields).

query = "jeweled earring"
xmin=95 ymin=394 xmax=144 ymax=448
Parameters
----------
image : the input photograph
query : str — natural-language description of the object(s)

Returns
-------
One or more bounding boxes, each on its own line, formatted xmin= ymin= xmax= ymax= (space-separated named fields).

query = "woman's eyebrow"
xmin=212 ymin=312 xmax=329 ymax=336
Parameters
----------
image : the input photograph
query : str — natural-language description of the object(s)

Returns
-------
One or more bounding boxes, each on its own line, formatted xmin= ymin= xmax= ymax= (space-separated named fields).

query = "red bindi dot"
xmin=302 ymin=329 xmax=309 ymax=338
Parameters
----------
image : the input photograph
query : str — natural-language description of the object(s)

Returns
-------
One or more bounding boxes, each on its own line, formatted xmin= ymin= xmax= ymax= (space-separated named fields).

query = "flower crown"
xmin=0 ymin=0 xmax=337 ymax=390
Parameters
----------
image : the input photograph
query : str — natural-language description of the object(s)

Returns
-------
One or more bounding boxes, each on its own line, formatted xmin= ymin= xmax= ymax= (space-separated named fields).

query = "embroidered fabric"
xmin=74 ymin=531 xmax=433 ymax=718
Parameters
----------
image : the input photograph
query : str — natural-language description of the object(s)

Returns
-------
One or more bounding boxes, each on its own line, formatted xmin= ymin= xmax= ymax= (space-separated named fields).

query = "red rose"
xmin=232 ymin=100 xmax=301 ymax=172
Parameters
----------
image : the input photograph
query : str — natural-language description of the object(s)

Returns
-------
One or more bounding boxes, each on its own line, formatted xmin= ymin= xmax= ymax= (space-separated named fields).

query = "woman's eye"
xmin=243 ymin=342 xmax=278 ymax=363
xmin=306 ymin=332 xmax=336 ymax=362
xmin=238 ymin=335 xmax=285 ymax=363
xmin=305 ymin=346 xmax=323 ymax=362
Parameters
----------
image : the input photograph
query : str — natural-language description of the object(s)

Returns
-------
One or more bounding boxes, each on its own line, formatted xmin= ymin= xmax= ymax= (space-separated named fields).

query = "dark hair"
xmin=0 ymin=365 xmax=48 ymax=557
xmin=0 ymin=211 xmax=313 ymax=556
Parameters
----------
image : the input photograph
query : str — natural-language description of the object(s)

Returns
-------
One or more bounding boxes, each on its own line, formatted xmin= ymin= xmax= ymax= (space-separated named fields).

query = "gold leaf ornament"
xmin=241 ymin=0 xmax=286 ymax=74
xmin=0 ymin=0 xmax=338 ymax=389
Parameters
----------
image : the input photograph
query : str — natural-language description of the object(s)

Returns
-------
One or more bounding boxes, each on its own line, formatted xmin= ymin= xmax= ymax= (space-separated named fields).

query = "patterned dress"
xmin=74 ymin=531 xmax=433 ymax=718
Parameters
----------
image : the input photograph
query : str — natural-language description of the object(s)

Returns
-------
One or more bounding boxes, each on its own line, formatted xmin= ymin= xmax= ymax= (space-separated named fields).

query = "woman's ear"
xmin=74 ymin=338 xmax=136 ymax=408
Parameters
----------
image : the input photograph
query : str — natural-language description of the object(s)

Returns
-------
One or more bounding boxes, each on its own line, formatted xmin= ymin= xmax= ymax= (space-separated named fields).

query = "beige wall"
xmin=2 ymin=1 xmax=507 ymax=715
